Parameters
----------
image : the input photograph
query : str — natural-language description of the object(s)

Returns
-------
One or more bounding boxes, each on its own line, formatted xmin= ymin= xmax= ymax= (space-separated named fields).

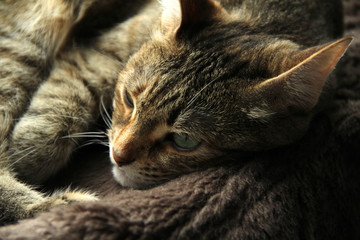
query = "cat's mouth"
xmin=109 ymin=145 xmax=151 ymax=188
xmin=109 ymin=145 xmax=174 ymax=189
xmin=111 ymin=165 xmax=161 ymax=189
xmin=109 ymin=146 xmax=130 ymax=185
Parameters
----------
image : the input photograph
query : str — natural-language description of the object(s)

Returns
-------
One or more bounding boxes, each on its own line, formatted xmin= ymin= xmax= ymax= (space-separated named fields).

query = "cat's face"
xmin=108 ymin=0 xmax=352 ymax=189
xmin=108 ymin=40 xmax=225 ymax=188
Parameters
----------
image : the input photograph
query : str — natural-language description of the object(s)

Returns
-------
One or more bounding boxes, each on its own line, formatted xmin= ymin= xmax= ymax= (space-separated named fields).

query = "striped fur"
xmin=0 ymin=0 xmax=141 ymax=224
xmin=0 ymin=0 xmax=351 ymax=223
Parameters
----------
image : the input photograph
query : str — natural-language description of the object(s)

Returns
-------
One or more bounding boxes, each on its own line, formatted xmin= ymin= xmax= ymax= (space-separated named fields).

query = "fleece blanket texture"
xmin=0 ymin=0 xmax=359 ymax=239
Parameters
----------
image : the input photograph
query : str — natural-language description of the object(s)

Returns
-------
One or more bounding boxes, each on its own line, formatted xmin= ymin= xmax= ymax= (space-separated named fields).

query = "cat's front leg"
xmin=8 ymin=65 xmax=98 ymax=184
xmin=8 ymin=47 xmax=121 ymax=184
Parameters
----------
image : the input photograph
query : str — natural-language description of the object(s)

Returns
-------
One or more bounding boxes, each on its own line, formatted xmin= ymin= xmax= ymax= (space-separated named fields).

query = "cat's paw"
xmin=26 ymin=190 xmax=98 ymax=215
xmin=51 ymin=189 xmax=99 ymax=203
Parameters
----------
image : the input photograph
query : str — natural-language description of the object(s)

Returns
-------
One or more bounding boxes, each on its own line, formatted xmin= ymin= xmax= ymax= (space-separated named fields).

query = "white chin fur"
xmin=111 ymin=166 xmax=129 ymax=186
xmin=111 ymin=166 xmax=146 ymax=189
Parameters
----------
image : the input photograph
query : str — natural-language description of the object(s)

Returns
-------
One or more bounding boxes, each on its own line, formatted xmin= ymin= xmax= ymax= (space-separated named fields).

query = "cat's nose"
xmin=112 ymin=149 xmax=135 ymax=167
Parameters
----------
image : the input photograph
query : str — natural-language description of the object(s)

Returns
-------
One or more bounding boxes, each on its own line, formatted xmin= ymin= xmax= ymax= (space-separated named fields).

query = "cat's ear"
xmin=254 ymin=37 xmax=353 ymax=112
xmin=160 ymin=0 xmax=226 ymax=35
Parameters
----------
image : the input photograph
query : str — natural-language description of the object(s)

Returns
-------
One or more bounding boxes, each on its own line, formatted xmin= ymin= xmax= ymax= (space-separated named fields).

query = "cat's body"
xmin=0 ymin=0 xmax=351 ymax=225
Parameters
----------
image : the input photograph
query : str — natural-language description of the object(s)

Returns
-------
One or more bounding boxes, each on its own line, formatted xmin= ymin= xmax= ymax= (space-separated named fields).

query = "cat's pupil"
xmin=124 ymin=89 xmax=134 ymax=108
xmin=172 ymin=133 xmax=201 ymax=151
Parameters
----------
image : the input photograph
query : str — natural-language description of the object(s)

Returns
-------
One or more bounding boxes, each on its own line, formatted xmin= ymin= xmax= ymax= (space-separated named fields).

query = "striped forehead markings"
xmin=148 ymin=124 xmax=171 ymax=141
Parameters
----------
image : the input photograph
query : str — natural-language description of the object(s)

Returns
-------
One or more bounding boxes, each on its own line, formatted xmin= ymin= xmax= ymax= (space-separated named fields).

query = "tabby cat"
xmin=0 ymin=0 xmax=352 ymax=224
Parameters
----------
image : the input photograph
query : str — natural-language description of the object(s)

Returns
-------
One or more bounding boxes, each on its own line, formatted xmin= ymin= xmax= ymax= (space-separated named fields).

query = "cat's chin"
xmin=111 ymin=166 xmax=147 ymax=189
xmin=112 ymin=166 xmax=134 ymax=188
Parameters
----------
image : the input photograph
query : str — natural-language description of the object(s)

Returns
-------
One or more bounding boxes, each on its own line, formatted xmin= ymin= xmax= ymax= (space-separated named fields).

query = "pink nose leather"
xmin=112 ymin=149 xmax=135 ymax=167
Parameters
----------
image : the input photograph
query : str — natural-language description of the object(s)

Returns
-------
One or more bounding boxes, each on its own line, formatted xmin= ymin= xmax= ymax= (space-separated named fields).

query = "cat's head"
xmin=108 ymin=0 xmax=352 ymax=188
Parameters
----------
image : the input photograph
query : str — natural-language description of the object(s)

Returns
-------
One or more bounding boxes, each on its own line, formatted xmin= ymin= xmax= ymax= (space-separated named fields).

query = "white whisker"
xmin=100 ymin=95 xmax=112 ymax=129
xmin=68 ymin=131 xmax=107 ymax=135
xmin=184 ymin=77 xmax=219 ymax=111
xmin=74 ymin=139 xmax=109 ymax=150
xmin=20 ymin=114 xmax=83 ymax=121
xmin=61 ymin=131 xmax=107 ymax=139
xmin=98 ymin=142 xmax=110 ymax=147
xmin=62 ymin=134 xmax=106 ymax=138
xmin=9 ymin=146 xmax=38 ymax=168
xmin=75 ymin=142 xmax=95 ymax=150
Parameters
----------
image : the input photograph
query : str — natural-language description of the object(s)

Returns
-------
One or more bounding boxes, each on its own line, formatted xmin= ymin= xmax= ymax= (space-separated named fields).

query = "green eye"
xmin=123 ymin=89 xmax=134 ymax=108
xmin=172 ymin=133 xmax=201 ymax=151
